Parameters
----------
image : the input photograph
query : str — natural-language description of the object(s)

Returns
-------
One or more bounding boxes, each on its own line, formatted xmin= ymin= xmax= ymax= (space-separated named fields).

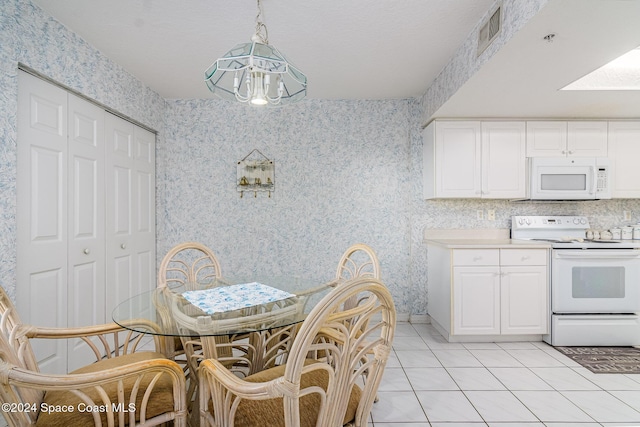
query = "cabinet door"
xmin=526 ymin=121 xmax=567 ymax=157
xmin=608 ymin=121 xmax=640 ymax=198
xmin=481 ymin=122 xmax=526 ymax=198
xmin=567 ymin=121 xmax=608 ymax=157
xmin=452 ymin=266 xmax=500 ymax=335
xmin=434 ymin=121 xmax=481 ymax=198
xmin=500 ymin=266 xmax=548 ymax=334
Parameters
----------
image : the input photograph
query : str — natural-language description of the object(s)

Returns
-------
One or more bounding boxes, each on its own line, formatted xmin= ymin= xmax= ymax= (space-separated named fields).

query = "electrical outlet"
xmin=624 ymin=211 xmax=632 ymax=221
xmin=487 ymin=209 xmax=496 ymax=221
xmin=477 ymin=210 xmax=484 ymax=220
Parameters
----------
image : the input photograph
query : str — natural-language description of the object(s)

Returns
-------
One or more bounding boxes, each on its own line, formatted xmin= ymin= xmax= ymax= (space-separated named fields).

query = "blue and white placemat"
xmin=182 ymin=282 xmax=295 ymax=315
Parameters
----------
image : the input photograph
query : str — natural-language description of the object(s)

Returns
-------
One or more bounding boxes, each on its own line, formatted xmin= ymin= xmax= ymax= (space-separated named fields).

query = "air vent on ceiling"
xmin=477 ymin=5 xmax=502 ymax=56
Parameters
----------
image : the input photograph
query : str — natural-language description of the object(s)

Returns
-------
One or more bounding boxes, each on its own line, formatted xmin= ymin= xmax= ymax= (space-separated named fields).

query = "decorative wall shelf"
xmin=237 ymin=149 xmax=275 ymax=198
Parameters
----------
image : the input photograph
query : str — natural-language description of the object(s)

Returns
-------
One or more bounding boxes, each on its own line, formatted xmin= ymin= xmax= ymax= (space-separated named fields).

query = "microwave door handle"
xmin=591 ymin=166 xmax=597 ymax=195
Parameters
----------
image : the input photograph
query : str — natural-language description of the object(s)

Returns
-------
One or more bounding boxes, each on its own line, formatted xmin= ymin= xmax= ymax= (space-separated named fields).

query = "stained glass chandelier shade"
xmin=204 ymin=0 xmax=307 ymax=106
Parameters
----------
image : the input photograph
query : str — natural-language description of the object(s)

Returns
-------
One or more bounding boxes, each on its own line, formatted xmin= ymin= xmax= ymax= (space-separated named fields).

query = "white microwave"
xmin=528 ymin=157 xmax=611 ymax=200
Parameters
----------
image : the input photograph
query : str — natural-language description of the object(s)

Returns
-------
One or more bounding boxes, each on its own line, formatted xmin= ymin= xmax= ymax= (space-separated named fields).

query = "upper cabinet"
xmin=423 ymin=118 xmax=638 ymax=200
xmin=609 ymin=121 xmax=640 ymax=198
xmin=423 ymin=120 xmax=526 ymax=199
xmin=481 ymin=122 xmax=527 ymax=199
xmin=526 ymin=121 xmax=608 ymax=157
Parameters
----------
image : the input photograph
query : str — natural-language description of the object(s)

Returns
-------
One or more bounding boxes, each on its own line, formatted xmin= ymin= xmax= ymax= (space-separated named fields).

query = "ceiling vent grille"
xmin=477 ymin=5 xmax=502 ymax=56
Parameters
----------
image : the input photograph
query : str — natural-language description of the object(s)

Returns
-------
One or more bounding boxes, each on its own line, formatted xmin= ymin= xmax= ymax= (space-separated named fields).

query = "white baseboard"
xmin=409 ymin=314 xmax=430 ymax=324
xmin=396 ymin=312 xmax=411 ymax=323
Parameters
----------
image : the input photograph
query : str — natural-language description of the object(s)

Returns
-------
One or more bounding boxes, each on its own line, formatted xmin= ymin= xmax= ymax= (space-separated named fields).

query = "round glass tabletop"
xmin=112 ymin=276 xmax=334 ymax=337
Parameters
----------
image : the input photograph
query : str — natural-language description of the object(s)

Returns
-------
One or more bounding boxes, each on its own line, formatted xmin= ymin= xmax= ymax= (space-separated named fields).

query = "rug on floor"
xmin=555 ymin=346 xmax=640 ymax=374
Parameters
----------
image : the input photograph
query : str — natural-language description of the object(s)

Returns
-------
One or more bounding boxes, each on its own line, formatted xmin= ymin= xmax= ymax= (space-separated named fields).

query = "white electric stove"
xmin=511 ymin=215 xmax=640 ymax=346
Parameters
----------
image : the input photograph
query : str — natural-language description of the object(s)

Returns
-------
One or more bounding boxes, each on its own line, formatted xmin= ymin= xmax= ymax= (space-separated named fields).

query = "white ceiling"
xmin=32 ymin=0 xmax=640 ymax=118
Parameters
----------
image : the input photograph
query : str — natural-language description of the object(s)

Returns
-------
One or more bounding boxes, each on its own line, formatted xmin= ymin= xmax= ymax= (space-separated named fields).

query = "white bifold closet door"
xmin=104 ymin=112 xmax=156 ymax=325
xmin=17 ymin=71 xmax=155 ymax=374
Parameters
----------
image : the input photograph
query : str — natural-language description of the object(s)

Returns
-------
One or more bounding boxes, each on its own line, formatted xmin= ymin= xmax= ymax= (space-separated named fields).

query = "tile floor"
xmin=369 ymin=322 xmax=640 ymax=426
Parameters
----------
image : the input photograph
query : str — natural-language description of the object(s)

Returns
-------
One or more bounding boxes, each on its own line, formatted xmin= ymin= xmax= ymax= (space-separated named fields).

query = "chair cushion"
xmin=35 ymin=352 xmax=176 ymax=427
xmin=222 ymin=359 xmax=362 ymax=427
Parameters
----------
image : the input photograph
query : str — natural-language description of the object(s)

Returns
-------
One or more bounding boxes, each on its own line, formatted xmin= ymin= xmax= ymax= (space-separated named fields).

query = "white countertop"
xmin=425 ymin=238 xmax=552 ymax=249
xmin=423 ymin=229 xmax=551 ymax=249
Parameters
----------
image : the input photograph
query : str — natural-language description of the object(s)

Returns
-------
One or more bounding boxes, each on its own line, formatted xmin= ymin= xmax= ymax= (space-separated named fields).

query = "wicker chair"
xmin=158 ymin=242 xmax=222 ymax=290
xmin=0 ymin=285 xmax=187 ymax=427
xmin=198 ymin=277 xmax=396 ymax=427
xmin=157 ymin=241 xmax=224 ymax=361
xmin=157 ymin=242 xmax=252 ymax=406
xmin=335 ymin=243 xmax=381 ymax=282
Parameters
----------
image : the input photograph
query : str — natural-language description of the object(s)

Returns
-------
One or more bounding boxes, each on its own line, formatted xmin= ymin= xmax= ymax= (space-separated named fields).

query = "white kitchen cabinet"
xmin=428 ymin=243 xmax=549 ymax=339
xmin=423 ymin=120 xmax=526 ymax=199
xmin=608 ymin=121 xmax=640 ymax=198
xmin=526 ymin=121 xmax=607 ymax=157
xmin=423 ymin=121 xmax=481 ymax=198
xmin=453 ymin=265 xmax=501 ymax=335
xmin=481 ymin=122 xmax=527 ymax=198
xmin=500 ymin=249 xmax=548 ymax=335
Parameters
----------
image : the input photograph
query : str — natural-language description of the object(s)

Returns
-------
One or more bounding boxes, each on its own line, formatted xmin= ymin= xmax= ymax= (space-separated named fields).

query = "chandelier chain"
xmin=254 ymin=0 xmax=269 ymax=44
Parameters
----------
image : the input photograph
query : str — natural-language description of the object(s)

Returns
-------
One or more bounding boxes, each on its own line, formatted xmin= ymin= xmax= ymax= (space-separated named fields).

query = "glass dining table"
xmin=112 ymin=276 xmax=335 ymax=376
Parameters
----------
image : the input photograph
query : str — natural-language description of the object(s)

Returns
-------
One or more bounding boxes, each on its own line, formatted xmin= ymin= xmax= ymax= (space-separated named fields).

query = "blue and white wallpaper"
xmin=2 ymin=0 xmax=640 ymax=318
xmin=157 ymin=99 xmax=415 ymax=314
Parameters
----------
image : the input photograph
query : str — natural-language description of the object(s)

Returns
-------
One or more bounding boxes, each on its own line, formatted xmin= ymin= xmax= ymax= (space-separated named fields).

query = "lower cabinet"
xmin=428 ymin=246 xmax=549 ymax=339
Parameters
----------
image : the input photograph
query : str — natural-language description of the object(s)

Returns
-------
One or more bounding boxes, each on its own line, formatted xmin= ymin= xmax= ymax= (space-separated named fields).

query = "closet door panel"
xmin=17 ymin=71 xmax=68 ymax=374
xmin=106 ymin=113 xmax=135 ymax=316
xmin=67 ymin=94 xmax=106 ymax=372
xmin=133 ymin=126 xmax=156 ymax=304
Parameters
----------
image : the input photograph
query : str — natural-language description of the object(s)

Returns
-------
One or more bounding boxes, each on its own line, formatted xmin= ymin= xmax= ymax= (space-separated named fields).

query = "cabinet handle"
xmin=567 ymin=150 xmax=573 ymax=155
xmin=473 ymin=256 xmax=482 ymax=261
xmin=522 ymin=256 xmax=530 ymax=261
xmin=562 ymin=150 xmax=566 ymax=154
xmin=121 ymin=243 xmax=127 ymax=249
xmin=83 ymin=248 xmax=90 ymax=255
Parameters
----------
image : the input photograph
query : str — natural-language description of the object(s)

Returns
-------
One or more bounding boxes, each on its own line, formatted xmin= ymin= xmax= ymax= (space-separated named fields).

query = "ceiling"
xmin=32 ymin=0 xmax=640 ymax=118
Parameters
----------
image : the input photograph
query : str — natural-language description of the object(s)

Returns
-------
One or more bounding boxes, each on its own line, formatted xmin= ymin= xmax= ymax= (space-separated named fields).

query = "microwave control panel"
xmin=597 ymin=167 xmax=608 ymax=192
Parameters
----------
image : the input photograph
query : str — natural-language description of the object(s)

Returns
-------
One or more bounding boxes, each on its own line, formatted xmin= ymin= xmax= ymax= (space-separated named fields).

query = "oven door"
xmin=552 ymin=249 xmax=640 ymax=313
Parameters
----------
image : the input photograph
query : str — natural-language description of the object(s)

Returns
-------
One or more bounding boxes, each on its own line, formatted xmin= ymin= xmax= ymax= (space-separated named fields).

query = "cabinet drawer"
xmin=453 ymin=249 xmax=499 ymax=266
xmin=501 ymin=249 xmax=547 ymax=265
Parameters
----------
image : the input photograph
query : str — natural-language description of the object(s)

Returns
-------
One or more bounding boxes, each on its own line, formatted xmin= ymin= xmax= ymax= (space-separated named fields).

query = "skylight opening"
xmin=562 ymin=46 xmax=640 ymax=91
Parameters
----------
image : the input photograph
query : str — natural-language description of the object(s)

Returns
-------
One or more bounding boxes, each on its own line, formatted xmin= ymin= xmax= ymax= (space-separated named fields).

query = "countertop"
xmin=423 ymin=229 xmax=551 ymax=249
xmin=425 ymin=238 xmax=552 ymax=249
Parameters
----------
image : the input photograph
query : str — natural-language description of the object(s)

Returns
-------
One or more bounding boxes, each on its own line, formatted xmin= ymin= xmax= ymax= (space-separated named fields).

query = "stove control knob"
xmin=580 ymin=218 xmax=587 ymax=224
xmin=573 ymin=218 xmax=580 ymax=225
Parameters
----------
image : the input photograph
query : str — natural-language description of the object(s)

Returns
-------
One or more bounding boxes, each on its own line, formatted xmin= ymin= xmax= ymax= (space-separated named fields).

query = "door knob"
xmin=121 ymin=243 xmax=126 ymax=249
xmin=83 ymin=248 xmax=90 ymax=255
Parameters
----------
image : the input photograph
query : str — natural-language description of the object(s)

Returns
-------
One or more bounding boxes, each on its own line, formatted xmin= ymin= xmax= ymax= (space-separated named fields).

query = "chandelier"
xmin=204 ymin=0 xmax=307 ymax=106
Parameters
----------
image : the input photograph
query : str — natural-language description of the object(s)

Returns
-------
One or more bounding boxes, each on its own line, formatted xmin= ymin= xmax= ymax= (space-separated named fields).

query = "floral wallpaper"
xmin=2 ymin=0 xmax=640 ymax=319
xmin=157 ymin=99 xmax=415 ymax=315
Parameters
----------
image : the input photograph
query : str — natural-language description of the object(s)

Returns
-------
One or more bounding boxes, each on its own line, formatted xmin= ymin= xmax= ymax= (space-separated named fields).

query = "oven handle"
xmin=554 ymin=250 xmax=640 ymax=259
